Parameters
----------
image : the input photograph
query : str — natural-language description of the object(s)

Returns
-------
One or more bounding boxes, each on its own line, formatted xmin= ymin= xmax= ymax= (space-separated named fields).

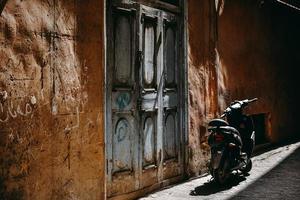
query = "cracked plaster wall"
xmin=187 ymin=0 xmax=300 ymax=177
xmin=0 ymin=0 xmax=105 ymax=199
xmin=218 ymin=0 xmax=300 ymax=142
xmin=187 ymin=0 xmax=220 ymax=176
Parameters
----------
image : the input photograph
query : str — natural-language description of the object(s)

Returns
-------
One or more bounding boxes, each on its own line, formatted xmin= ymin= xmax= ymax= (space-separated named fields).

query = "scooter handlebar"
xmin=221 ymin=98 xmax=258 ymax=117
xmin=248 ymin=98 xmax=258 ymax=103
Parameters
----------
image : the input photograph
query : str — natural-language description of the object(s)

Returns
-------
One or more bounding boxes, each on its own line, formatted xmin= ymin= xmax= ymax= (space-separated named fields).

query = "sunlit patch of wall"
xmin=187 ymin=0 xmax=220 ymax=176
xmin=215 ymin=48 xmax=228 ymax=112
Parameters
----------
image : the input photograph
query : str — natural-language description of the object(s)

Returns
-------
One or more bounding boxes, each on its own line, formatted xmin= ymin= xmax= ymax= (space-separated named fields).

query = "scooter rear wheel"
xmin=240 ymin=159 xmax=252 ymax=174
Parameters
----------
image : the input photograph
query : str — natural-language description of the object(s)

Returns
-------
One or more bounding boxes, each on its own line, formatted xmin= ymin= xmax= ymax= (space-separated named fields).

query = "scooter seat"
xmin=219 ymin=126 xmax=239 ymax=135
xmin=208 ymin=119 xmax=229 ymax=127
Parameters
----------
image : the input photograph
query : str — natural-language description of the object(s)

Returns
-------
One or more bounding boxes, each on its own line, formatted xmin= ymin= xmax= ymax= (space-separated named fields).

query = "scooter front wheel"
xmin=214 ymin=168 xmax=229 ymax=184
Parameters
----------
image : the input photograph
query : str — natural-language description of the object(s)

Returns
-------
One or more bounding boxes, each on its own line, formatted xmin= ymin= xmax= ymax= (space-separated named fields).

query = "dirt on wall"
xmin=0 ymin=0 xmax=105 ymax=199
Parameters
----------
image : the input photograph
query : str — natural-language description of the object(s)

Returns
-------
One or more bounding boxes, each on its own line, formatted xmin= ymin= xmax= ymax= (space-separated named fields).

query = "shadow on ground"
xmin=190 ymin=173 xmax=247 ymax=196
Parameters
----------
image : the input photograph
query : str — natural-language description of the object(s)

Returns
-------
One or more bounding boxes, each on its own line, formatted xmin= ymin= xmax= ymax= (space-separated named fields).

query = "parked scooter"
xmin=208 ymin=98 xmax=258 ymax=184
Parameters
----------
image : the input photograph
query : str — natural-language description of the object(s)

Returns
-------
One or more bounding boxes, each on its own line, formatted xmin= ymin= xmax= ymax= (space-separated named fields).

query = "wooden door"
xmin=106 ymin=2 xmax=185 ymax=198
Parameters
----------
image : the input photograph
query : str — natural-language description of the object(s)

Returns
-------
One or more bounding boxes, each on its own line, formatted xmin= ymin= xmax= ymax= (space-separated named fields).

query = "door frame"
xmin=104 ymin=0 xmax=189 ymax=198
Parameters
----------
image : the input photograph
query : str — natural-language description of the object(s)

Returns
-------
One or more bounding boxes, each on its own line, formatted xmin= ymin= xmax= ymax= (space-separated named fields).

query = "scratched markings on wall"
xmin=0 ymin=94 xmax=36 ymax=123
xmin=0 ymin=0 xmax=101 ymax=199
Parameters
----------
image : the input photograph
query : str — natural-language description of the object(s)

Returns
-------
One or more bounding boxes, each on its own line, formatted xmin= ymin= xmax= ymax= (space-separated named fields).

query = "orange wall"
xmin=188 ymin=0 xmax=219 ymax=176
xmin=187 ymin=0 xmax=300 ymax=176
xmin=218 ymin=0 xmax=300 ymax=142
xmin=0 ymin=0 xmax=105 ymax=199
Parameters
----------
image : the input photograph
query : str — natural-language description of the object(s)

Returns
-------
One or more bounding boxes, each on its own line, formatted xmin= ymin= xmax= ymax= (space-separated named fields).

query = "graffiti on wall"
xmin=0 ymin=91 xmax=37 ymax=123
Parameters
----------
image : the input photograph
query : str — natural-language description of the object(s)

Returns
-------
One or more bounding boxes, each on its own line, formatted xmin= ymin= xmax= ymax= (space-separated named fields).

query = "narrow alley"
xmin=1 ymin=1 xmax=300 ymax=199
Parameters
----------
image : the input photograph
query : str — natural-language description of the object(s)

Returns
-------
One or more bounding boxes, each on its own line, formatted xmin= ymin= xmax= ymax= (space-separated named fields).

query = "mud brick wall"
xmin=0 ymin=0 xmax=105 ymax=199
xmin=187 ymin=0 xmax=300 ymax=176
xmin=187 ymin=0 xmax=220 ymax=176
xmin=218 ymin=0 xmax=300 ymax=142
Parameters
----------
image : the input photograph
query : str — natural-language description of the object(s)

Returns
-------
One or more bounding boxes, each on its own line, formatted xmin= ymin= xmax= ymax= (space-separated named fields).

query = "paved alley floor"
xmin=139 ymin=141 xmax=300 ymax=200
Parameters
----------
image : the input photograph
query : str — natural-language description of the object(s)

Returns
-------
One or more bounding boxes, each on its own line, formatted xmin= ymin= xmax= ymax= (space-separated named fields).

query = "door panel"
xmin=140 ymin=110 xmax=158 ymax=188
xmin=165 ymin=26 xmax=176 ymax=85
xmin=164 ymin=112 xmax=177 ymax=160
xmin=139 ymin=7 xmax=160 ymax=188
xmin=164 ymin=18 xmax=177 ymax=86
xmin=112 ymin=116 xmax=134 ymax=173
xmin=107 ymin=7 xmax=139 ymax=197
xmin=141 ymin=92 xmax=158 ymax=110
xmin=114 ymin=15 xmax=132 ymax=85
xmin=162 ymin=15 xmax=182 ymax=179
xmin=143 ymin=114 xmax=156 ymax=166
xmin=143 ymin=22 xmax=156 ymax=86
xmin=112 ymin=91 xmax=133 ymax=111
xmin=163 ymin=91 xmax=177 ymax=108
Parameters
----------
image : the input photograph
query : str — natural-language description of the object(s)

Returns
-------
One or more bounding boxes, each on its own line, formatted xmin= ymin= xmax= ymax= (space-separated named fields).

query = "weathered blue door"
xmin=106 ymin=2 xmax=185 ymax=198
